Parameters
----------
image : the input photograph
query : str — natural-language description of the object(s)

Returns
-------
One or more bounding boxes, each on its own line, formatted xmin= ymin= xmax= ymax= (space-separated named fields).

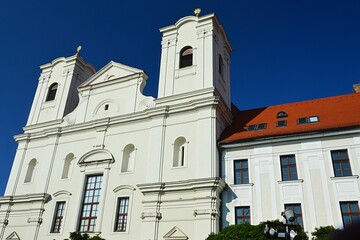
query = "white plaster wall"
xmin=222 ymin=133 xmax=360 ymax=235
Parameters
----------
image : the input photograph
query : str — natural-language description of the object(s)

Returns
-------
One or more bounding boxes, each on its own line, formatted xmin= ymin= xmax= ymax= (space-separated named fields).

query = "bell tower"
xmin=157 ymin=10 xmax=232 ymax=108
xmin=26 ymin=49 xmax=95 ymax=126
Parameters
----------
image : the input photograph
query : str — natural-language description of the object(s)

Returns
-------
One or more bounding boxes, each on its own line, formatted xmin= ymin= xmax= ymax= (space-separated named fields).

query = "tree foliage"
xmin=68 ymin=232 xmax=105 ymax=240
xmin=311 ymin=226 xmax=338 ymax=240
xmin=206 ymin=220 xmax=308 ymax=240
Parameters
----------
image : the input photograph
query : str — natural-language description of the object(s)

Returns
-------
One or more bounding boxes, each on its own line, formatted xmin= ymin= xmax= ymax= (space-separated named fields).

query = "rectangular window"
xmin=78 ymin=175 xmax=103 ymax=232
xmin=51 ymin=201 xmax=66 ymax=233
xmin=114 ymin=197 xmax=130 ymax=232
xmin=234 ymin=160 xmax=249 ymax=184
xmin=284 ymin=203 xmax=303 ymax=227
xmin=340 ymin=201 xmax=360 ymax=227
xmin=280 ymin=155 xmax=298 ymax=181
xmin=235 ymin=206 xmax=250 ymax=224
xmin=276 ymin=120 xmax=287 ymax=127
xmin=331 ymin=150 xmax=352 ymax=177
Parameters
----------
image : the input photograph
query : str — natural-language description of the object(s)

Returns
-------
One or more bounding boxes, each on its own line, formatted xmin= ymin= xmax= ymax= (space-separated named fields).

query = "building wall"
xmin=0 ymin=13 xmax=232 ymax=240
xmin=221 ymin=131 xmax=360 ymax=234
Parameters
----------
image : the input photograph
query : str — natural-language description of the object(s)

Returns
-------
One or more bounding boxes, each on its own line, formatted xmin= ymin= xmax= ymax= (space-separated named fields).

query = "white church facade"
xmin=0 ymin=13 xmax=232 ymax=240
xmin=0 ymin=11 xmax=360 ymax=240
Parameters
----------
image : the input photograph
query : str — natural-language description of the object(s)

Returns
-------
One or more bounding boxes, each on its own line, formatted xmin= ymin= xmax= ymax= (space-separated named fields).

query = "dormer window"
xmin=179 ymin=46 xmax=193 ymax=68
xmin=247 ymin=123 xmax=267 ymax=131
xmin=276 ymin=120 xmax=287 ymax=127
xmin=277 ymin=111 xmax=288 ymax=118
xmin=298 ymin=116 xmax=319 ymax=124
xmin=46 ymin=83 xmax=58 ymax=101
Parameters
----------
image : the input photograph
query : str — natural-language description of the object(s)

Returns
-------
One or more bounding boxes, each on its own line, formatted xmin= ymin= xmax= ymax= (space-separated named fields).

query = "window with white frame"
xmin=46 ymin=83 xmax=58 ymax=101
xmin=179 ymin=46 xmax=193 ymax=68
xmin=340 ymin=201 xmax=360 ymax=227
xmin=284 ymin=203 xmax=303 ymax=227
xmin=78 ymin=175 xmax=103 ymax=232
xmin=234 ymin=159 xmax=249 ymax=184
xmin=51 ymin=201 xmax=66 ymax=233
xmin=280 ymin=155 xmax=298 ymax=181
xmin=235 ymin=206 xmax=250 ymax=224
xmin=114 ymin=197 xmax=130 ymax=232
xmin=331 ymin=149 xmax=352 ymax=177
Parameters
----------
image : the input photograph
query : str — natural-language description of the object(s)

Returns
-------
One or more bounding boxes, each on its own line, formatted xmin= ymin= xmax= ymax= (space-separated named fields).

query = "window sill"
xmin=171 ymin=166 xmax=187 ymax=170
xmin=42 ymin=100 xmax=56 ymax=109
xmin=230 ymin=183 xmax=254 ymax=187
xmin=330 ymin=175 xmax=359 ymax=180
xmin=277 ymin=179 xmax=304 ymax=184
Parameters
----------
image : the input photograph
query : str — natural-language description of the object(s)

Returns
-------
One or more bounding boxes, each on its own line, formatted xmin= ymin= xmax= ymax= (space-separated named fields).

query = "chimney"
xmin=353 ymin=84 xmax=360 ymax=93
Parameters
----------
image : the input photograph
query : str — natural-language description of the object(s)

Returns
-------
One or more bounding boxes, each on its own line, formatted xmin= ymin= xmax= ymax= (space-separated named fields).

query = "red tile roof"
xmin=220 ymin=93 xmax=360 ymax=144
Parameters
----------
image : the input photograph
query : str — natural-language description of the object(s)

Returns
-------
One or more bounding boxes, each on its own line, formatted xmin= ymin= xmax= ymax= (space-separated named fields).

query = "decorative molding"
xmin=138 ymin=98 xmax=156 ymax=111
xmin=140 ymin=212 xmax=162 ymax=220
xmin=163 ymin=226 xmax=189 ymax=240
xmin=0 ymin=219 xmax=8 ymax=225
xmin=113 ymin=185 xmax=136 ymax=193
xmin=330 ymin=175 xmax=359 ymax=180
xmin=193 ymin=209 xmax=218 ymax=217
xmin=52 ymin=190 xmax=72 ymax=197
xmin=5 ymin=231 xmax=20 ymax=240
xmin=27 ymin=218 xmax=42 ymax=224
xmin=78 ymin=149 xmax=115 ymax=165
xmin=277 ymin=179 xmax=304 ymax=184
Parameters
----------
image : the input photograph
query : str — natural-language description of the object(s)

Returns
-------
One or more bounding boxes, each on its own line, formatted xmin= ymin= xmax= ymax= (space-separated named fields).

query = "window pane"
xmin=332 ymin=150 xmax=352 ymax=177
xmin=235 ymin=206 xmax=250 ymax=224
xmin=114 ymin=197 xmax=130 ymax=232
xmin=51 ymin=201 xmax=66 ymax=233
xmin=284 ymin=203 xmax=303 ymax=227
xmin=234 ymin=160 xmax=249 ymax=184
xmin=340 ymin=202 xmax=360 ymax=227
xmin=280 ymin=155 xmax=297 ymax=181
xmin=78 ymin=175 xmax=103 ymax=232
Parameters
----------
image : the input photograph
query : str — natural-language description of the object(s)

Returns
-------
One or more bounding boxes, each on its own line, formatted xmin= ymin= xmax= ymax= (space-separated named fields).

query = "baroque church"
xmin=0 ymin=11 xmax=360 ymax=240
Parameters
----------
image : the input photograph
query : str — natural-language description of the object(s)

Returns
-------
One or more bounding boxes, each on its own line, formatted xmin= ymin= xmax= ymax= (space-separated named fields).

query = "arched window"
xmin=46 ymin=83 xmax=58 ymax=101
xmin=179 ymin=47 xmax=193 ymax=68
xmin=61 ymin=153 xmax=74 ymax=179
xmin=121 ymin=144 xmax=136 ymax=173
xmin=219 ymin=55 xmax=224 ymax=76
xmin=173 ymin=137 xmax=187 ymax=167
xmin=24 ymin=159 xmax=37 ymax=183
xmin=277 ymin=111 xmax=288 ymax=118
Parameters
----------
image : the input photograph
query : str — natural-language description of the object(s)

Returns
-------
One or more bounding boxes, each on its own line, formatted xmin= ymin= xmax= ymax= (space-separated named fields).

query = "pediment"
xmin=6 ymin=232 xmax=20 ymax=240
xmin=78 ymin=149 xmax=115 ymax=165
xmin=163 ymin=226 xmax=188 ymax=240
xmin=79 ymin=61 xmax=147 ymax=88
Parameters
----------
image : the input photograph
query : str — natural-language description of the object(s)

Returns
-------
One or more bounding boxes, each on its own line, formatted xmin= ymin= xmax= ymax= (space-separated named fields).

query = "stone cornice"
xmin=0 ymin=193 xmax=51 ymax=204
xmin=15 ymin=91 xmax=225 ymax=141
xmin=137 ymin=177 xmax=225 ymax=194
xmin=220 ymin=127 xmax=360 ymax=149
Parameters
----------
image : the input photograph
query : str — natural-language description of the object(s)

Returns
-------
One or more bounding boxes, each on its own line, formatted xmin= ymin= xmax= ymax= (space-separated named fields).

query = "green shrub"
xmin=69 ymin=232 xmax=105 ymax=240
xmin=311 ymin=226 xmax=338 ymax=240
xmin=206 ymin=220 xmax=308 ymax=240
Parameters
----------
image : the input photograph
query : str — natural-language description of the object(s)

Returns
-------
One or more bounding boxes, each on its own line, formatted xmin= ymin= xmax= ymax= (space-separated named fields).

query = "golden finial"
xmin=194 ymin=8 xmax=201 ymax=17
xmin=76 ymin=45 xmax=82 ymax=56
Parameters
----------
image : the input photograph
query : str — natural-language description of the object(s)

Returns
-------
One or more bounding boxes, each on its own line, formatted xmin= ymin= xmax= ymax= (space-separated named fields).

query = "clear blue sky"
xmin=1 ymin=0 xmax=359 ymax=195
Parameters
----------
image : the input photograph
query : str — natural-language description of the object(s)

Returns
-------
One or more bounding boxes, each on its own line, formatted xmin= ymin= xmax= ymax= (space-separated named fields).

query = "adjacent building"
xmin=220 ymin=90 xmax=360 ymax=232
